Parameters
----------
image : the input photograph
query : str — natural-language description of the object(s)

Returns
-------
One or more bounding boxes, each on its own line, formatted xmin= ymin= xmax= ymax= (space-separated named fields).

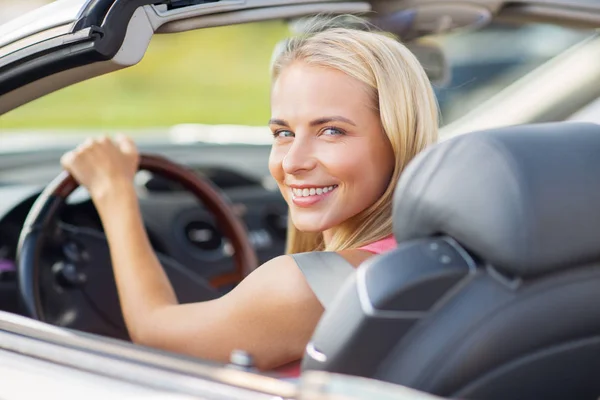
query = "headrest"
xmin=393 ymin=122 xmax=600 ymax=278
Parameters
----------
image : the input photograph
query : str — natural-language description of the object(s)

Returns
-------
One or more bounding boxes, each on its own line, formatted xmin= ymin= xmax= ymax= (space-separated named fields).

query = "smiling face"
xmin=268 ymin=62 xmax=395 ymax=240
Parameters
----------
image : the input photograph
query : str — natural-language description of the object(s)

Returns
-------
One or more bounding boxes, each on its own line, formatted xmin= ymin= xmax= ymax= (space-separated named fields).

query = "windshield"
xmin=0 ymin=1 xmax=594 ymax=146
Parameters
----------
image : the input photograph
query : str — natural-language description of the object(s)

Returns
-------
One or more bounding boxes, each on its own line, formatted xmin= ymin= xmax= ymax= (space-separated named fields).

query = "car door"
xmin=0 ymin=308 xmax=297 ymax=399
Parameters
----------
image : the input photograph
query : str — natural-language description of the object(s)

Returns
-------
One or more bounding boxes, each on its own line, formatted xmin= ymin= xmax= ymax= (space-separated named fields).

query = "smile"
xmin=290 ymin=185 xmax=338 ymax=207
xmin=291 ymin=185 xmax=338 ymax=197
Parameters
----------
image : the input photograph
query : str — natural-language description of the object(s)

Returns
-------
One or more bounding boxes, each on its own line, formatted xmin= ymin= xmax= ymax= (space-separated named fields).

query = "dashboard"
xmin=0 ymin=142 xmax=288 ymax=315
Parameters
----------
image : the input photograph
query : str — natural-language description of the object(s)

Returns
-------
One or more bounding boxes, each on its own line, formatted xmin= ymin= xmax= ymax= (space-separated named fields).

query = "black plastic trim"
xmin=0 ymin=0 xmax=157 ymax=99
xmin=0 ymin=40 xmax=99 ymax=97
xmin=74 ymin=0 xmax=119 ymax=30
xmin=364 ymin=238 xmax=471 ymax=313
xmin=75 ymin=0 xmax=161 ymax=58
xmin=168 ymin=0 xmax=220 ymax=10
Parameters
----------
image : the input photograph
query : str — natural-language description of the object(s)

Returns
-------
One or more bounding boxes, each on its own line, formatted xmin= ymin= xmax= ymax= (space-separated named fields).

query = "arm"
xmin=61 ymin=136 xmax=325 ymax=369
xmin=98 ymin=185 xmax=324 ymax=368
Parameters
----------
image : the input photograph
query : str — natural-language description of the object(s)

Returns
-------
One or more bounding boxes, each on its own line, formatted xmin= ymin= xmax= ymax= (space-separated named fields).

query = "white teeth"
xmin=291 ymin=185 xmax=337 ymax=197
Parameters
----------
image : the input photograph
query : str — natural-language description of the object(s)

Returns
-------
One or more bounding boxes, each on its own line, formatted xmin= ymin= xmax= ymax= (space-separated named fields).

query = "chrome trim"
xmin=306 ymin=342 xmax=327 ymax=363
xmin=0 ymin=348 xmax=193 ymax=399
xmin=486 ymin=263 xmax=523 ymax=290
xmin=0 ymin=0 xmax=86 ymax=49
xmin=0 ymin=327 xmax=294 ymax=399
xmin=0 ymin=25 xmax=78 ymax=60
xmin=0 ymin=28 xmax=93 ymax=71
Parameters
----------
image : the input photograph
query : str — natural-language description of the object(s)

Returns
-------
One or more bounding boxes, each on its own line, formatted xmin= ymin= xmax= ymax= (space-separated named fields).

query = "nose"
xmin=282 ymin=136 xmax=317 ymax=175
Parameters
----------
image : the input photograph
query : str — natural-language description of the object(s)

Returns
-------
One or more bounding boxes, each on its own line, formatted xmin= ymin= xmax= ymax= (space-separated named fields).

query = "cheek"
xmin=322 ymin=145 xmax=375 ymax=182
xmin=328 ymin=158 xmax=362 ymax=183
xmin=334 ymin=143 xmax=391 ymax=194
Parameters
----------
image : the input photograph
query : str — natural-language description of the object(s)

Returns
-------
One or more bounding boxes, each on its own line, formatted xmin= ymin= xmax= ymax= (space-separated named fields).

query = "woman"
xmin=60 ymin=20 xmax=439 ymax=371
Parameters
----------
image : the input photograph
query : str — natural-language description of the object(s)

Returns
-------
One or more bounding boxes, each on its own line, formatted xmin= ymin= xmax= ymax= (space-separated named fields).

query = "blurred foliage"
xmin=0 ymin=21 xmax=291 ymax=129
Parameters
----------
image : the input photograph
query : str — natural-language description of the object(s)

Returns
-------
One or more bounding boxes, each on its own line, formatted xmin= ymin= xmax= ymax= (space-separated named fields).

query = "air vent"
xmin=184 ymin=220 xmax=223 ymax=251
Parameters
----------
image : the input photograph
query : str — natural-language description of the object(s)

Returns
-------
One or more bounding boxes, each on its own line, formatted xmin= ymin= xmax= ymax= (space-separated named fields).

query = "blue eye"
xmin=322 ymin=127 xmax=345 ymax=136
xmin=273 ymin=130 xmax=294 ymax=139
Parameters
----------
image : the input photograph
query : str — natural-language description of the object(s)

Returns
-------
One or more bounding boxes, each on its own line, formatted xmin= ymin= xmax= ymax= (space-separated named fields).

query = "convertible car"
xmin=1 ymin=0 xmax=600 ymax=399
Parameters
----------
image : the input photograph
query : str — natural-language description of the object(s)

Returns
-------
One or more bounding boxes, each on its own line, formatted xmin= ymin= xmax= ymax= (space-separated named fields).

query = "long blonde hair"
xmin=271 ymin=16 xmax=439 ymax=254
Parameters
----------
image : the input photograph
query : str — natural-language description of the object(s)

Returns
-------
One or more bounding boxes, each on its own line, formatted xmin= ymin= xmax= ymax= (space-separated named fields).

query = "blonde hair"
xmin=271 ymin=16 xmax=439 ymax=254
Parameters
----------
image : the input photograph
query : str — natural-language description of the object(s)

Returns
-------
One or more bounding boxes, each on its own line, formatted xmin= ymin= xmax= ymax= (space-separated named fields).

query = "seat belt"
xmin=290 ymin=252 xmax=355 ymax=309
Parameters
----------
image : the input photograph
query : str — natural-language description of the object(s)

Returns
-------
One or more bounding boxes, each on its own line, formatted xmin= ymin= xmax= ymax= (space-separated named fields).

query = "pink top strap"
xmin=357 ymin=234 xmax=397 ymax=254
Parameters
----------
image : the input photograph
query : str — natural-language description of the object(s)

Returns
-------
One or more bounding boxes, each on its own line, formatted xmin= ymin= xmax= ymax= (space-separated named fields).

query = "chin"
xmin=290 ymin=213 xmax=340 ymax=233
xmin=292 ymin=222 xmax=328 ymax=233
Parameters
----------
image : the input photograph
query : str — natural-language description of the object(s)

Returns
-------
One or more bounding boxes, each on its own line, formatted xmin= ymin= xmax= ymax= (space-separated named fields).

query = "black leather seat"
xmin=301 ymin=122 xmax=600 ymax=399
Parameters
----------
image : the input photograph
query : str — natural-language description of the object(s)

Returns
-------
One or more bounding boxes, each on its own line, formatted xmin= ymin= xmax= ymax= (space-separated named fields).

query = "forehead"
xmin=271 ymin=62 xmax=373 ymax=121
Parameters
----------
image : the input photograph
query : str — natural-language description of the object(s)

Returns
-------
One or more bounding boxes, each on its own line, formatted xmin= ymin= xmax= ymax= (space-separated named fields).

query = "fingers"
xmin=115 ymin=134 xmax=140 ymax=169
xmin=61 ymin=134 xmax=138 ymax=170
xmin=72 ymin=135 xmax=129 ymax=154
xmin=115 ymin=134 xmax=137 ymax=155
xmin=58 ymin=134 xmax=139 ymax=197
xmin=61 ymin=137 xmax=100 ymax=170
xmin=60 ymin=150 xmax=75 ymax=170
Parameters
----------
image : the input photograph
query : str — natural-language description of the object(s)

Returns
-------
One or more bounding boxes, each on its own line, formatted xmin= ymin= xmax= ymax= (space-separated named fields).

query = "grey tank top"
xmin=290 ymin=252 xmax=355 ymax=309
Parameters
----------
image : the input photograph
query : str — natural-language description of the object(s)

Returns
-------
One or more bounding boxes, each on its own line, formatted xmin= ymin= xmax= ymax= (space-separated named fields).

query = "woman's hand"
xmin=61 ymin=135 xmax=140 ymax=201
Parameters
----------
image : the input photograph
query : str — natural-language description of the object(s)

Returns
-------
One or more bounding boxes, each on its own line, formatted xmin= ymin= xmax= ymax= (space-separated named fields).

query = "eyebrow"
xmin=268 ymin=116 xmax=357 ymax=127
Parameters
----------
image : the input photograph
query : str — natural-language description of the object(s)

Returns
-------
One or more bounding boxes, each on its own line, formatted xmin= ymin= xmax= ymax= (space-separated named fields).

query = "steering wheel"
xmin=16 ymin=154 xmax=258 ymax=339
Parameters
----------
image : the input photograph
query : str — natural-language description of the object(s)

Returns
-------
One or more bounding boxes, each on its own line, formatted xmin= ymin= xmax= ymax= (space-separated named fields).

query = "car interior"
xmin=1 ymin=1 xmax=600 ymax=399
xmin=304 ymin=121 xmax=600 ymax=399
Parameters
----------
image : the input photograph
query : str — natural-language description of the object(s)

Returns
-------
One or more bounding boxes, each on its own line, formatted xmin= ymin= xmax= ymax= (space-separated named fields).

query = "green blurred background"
xmin=0 ymin=20 xmax=290 ymax=129
xmin=1 ymin=0 xmax=593 ymax=133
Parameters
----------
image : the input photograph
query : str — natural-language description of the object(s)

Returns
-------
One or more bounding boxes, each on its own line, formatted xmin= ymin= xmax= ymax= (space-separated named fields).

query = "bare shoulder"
xmin=237 ymin=254 xmax=313 ymax=289
xmin=230 ymin=250 xmax=373 ymax=310
xmin=230 ymin=254 xmax=324 ymax=312
xmin=219 ymin=255 xmax=323 ymax=367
